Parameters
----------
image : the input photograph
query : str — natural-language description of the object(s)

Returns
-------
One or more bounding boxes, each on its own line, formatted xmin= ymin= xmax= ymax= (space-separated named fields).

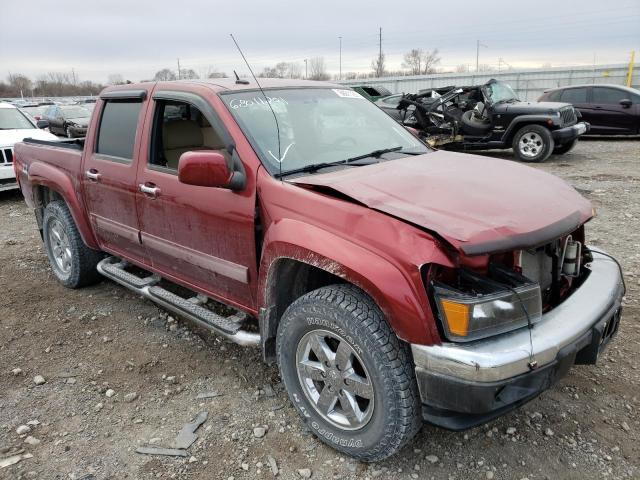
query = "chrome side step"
xmin=97 ymin=257 xmax=260 ymax=346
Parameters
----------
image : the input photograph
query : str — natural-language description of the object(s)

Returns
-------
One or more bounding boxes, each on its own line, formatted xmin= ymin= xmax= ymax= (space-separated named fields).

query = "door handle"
xmin=85 ymin=169 xmax=101 ymax=181
xmin=139 ymin=183 xmax=160 ymax=198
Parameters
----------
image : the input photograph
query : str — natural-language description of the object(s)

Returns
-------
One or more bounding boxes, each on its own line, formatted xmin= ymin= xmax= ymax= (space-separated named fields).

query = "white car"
xmin=0 ymin=102 xmax=59 ymax=192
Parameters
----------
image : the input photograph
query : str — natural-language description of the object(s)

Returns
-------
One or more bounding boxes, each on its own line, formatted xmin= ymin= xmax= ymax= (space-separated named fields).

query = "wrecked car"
xmin=13 ymin=78 xmax=623 ymax=461
xmin=397 ymin=79 xmax=590 ymax=162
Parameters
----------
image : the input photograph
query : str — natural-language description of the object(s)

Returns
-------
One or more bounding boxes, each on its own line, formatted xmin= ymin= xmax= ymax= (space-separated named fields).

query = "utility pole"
xmin=304 ymin=59 xmax=308 ymax=79
xmin=378 ymin=27 xmax=382 ymax=78
xmin=626 ymin=50 xmax=635 ymax=87
xmin=72 ymin=68 xmax=76 ymax=85
xmin=177 ymin=58 xmax=182 ymax=80
xmin=476 ymin=40 xmax=487 ymax=72
xmin=339 ymin=36 xmax=342 ymax=81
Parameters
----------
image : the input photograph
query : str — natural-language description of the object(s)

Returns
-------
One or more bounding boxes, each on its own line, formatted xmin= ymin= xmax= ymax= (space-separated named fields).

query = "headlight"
xmin=433 ymin=266 xmax=542 ymax=342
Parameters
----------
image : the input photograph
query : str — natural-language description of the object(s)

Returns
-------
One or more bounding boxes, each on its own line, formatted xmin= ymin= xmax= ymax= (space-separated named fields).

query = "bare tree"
xmin=401 ymin=48 xmax=440 ymax=75
xmin=259 ymin=66 xmax=279 ymax=78
xmin=476 ymin=63 xmax=493 ymax=72
xmin=402 ymin=49 xmax=423 ymax=75
xmin=204 ymin=66 xmax=227 ymax=78
xmin=154 ymin=68 xmax=177 ymax=81
xmin=274 ymin=62 xmax=289 ymax=78
xmin=422 ymin=48 xmax=441 ymax=74
xmin=371 ymin=52 xmax=386 ymax=78
xmin=286 ymin=62 xmax=302 ymax=79
xmin=260 ymin=62 xmax=304 ymax=79
xmin=107 ymin=74 xmax=125 ymax=85
xmin=180 ymin=69 xmax=199 ymax=79
xmin=455 ymin=64 xmax=469 ymax=73
xmin=7 ymin=73 xmax=32 ymax=95
xmin=0 ymin=73 xmax=102 ymax=98
xmin=308 ymin=57 xmax=330 ymax=81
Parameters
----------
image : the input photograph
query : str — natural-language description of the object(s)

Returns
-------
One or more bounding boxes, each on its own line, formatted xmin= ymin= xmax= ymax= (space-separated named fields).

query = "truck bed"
xmin=13 ymin=137 xmax=85 ymax=209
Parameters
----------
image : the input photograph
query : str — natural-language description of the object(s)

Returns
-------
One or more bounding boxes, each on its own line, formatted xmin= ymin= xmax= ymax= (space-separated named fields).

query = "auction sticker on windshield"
xmin=332 ymin=89 xmax=364 ymax=99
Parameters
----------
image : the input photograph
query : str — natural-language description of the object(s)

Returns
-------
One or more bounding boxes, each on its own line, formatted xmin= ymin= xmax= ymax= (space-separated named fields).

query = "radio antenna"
xmin=230 ymin=34 xmax=282 ymax=178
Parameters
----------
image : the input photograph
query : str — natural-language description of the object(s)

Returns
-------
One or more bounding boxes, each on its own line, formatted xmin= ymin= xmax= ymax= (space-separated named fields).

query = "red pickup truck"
xmin=13 ymin=79 xmax=624 ymax=461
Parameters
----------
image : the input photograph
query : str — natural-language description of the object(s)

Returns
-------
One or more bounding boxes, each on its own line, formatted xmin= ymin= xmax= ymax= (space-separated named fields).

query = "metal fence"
xmin=338 ymin=64 xmax=639 ymax=101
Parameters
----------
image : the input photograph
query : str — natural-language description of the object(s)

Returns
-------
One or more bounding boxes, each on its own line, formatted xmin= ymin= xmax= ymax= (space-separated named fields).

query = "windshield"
xmin=21 ymin=106 xmax=48 ymax=117
xmin=0 ymin=108 xmax=35 ymax=130
xmin=222 ymin=88 xmax=428 ymax=175
xmin=61 ymin=106 xmax=91 ymax=118
xmin=485 ymin=81 xmax=519 ymax=104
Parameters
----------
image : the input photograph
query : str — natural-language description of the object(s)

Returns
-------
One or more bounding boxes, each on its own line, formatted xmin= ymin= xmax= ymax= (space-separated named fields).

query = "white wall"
xmin=338 ymin=64 xmax=640 ymax=101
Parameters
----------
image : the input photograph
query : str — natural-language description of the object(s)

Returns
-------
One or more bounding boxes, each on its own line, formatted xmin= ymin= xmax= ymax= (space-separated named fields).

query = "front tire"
xmin=65 ymin=126 xmax=74 ymax=138
xmin=512 ymin=124 xmax=554 ymax=162
xmin=277 ymin=284 xmax=422 ymax=462
xmin=553 ymin=138 xmax=578 ymax=155
xmin=43 ymin=200 xmax=103 ymax=288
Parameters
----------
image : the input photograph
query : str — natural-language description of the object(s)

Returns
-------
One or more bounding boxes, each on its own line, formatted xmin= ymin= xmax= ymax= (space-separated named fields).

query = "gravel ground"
xmin=0 ymin=139 xmax=639 ymax=480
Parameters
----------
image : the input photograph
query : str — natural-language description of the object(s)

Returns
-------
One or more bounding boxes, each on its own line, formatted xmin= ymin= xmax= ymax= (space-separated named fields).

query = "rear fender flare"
xmin=28 ymin=161 xmax=98 ymax=249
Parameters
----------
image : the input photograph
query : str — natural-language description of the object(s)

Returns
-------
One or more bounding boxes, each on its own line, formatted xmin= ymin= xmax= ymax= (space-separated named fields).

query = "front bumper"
xmin=0 ymin=164 xmax=18 ymax=191
xmin=69 ymin=125 xmax=88 ymax=137
xmin=412 ymin=248 xmax=623 ymax=430
xmin=552 ymin=121 xmax=590 ymax=143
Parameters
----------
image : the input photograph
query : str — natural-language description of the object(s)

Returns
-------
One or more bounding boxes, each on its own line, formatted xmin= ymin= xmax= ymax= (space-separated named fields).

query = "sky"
xmin=1 ymin=0 xmax=639 ymax=84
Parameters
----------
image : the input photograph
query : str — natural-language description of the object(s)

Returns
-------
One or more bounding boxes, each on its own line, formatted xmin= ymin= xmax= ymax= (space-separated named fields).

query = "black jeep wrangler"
xmin=397 ymin=79 xmax=590 ymax=162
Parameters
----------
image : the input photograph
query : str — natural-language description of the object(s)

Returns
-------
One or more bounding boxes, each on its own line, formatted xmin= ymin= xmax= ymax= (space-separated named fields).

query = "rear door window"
xmin=545 ymin=90 xmax=562 ymax=101
xmin=560 ymin=88 xmax=587 ymax=104
xmin=97 ymin=101 xmax=143 ymax=161
xmin=592 ymin=87 xmax=626 ymax=104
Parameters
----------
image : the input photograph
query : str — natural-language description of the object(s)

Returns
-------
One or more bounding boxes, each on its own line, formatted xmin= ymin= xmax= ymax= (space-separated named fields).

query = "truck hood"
xmin=291 ymin=151 xmax=592 ymax=255
xmin=0 ymin=129 xmax=59 ymax=147
xmin=494 ymin=101 xmax=570 ymax=115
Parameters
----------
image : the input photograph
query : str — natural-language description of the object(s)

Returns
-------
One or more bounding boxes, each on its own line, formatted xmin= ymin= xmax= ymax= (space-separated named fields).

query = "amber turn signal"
xmin=439 ymin=300 xmax=470 ymax=337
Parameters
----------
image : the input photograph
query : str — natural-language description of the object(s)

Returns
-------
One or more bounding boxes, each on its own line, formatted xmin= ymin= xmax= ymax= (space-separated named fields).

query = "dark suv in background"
xmin=539 ymin=84 xmax=640 ymax=135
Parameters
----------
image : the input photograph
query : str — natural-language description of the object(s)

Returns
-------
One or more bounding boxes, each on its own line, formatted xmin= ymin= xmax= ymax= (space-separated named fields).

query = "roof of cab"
xmin=101 ymin=78 xmax=345 ymax=97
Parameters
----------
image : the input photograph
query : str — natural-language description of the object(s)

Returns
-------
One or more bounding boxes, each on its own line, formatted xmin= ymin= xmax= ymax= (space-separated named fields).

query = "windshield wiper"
xmin=343 ymin=146 xmax=404 ymax=163
xmin=276 ymin=160 xmax=352 ymax=178
xmin=276 ymin=146 xmax=407 ymax=178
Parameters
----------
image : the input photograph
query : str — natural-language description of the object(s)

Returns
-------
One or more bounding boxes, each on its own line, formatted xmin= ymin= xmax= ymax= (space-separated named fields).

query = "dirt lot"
xmin=1 ymin=139 xmax=639 ymax=480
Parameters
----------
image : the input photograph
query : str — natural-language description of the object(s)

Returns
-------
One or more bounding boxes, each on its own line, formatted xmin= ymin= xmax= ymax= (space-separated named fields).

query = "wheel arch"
xmin=29 ymin=162 xmax=98 ymax=248
xmin=258 ymin=219 xmax=436 ymax=363
xmin=502 ymin=116 xmax=556 ymax=144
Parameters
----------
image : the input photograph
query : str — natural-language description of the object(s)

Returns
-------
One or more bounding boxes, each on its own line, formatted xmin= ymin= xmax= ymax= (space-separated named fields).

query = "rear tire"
xmin=512 ymin=124 xmax=554 ymax=162
xmin=277 ymin=284 xmax=422 ymax=462
xmin=43 ymin=200 xmax=103 ymax=288
xmin=553 ymin=138 xmax=578 ymax=155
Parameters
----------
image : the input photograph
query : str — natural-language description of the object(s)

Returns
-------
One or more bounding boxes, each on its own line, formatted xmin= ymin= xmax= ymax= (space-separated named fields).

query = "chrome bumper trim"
xmin=411 ymin=248 xmax=623 ymax=383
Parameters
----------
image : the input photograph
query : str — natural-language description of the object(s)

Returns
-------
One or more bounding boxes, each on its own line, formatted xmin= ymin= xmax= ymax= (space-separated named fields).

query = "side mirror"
xmin=178 ymin=150 xmax=238 ymax=189
xmin=620 ymin=98 xmax=632 ymax=108
xmin=36 ymin=119 xmax=49 ymax=129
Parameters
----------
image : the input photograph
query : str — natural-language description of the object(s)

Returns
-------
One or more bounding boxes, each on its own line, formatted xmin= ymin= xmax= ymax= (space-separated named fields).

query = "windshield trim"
xmin=219 ymin=86 xmax=431 ymax=178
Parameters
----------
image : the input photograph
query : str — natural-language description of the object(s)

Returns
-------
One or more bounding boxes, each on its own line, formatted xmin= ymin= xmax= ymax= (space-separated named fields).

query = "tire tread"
xmin=43 ymin=200 xmax=103 ymax=288
xmin=277 ymin=284 xmax=422 ymax=462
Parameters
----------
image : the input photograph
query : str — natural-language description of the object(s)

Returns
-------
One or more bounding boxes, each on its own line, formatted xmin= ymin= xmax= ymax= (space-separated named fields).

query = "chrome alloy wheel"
xmin=48 ymin=218 xmax=72 ymax=275
xmin=518 ymin=131 xmax=544 ymax=158
xmin=295 ymin=329 xmax=374 ymax=430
